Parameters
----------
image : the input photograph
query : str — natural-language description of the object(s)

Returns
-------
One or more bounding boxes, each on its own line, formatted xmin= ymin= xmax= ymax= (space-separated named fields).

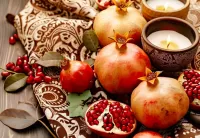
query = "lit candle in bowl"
xmin=147 ymin=0 xmax=185 ymax=11
xmin=141 ymin=17 xmax=199 ymax=72
xmin=141 ymin=0 xmax=190 ymax=21
xmin=147 ymin=30 xmax=192 ymax=50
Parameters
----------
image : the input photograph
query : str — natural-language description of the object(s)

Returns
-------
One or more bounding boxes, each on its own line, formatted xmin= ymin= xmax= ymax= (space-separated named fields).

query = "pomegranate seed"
xmin=130 ymin=119 xmax=134 ymax=124
xmin=13 ymin=34 xmax=19 ymax=40
xmin=94 ymin=106 xmax=99 ymax=112
xmin=184 ymin=70 xmax=189 ymax=76
xmin=197 ymin=77 xmax=200 ymax=81
xmin=113 ymin=113 xmax=119 ymax=118
xmin=194 ymin=80 xmax=199 ymax=84
xmin=185 ymin=85 xmax=189 ymax=89
xmin=126 ymin=127 xmax=131 ymax=132
xmin=121 ymin=125 xmax=126 ymax=131
xmin=93 ymin=120 xmax=99 ymax=125
xmin=26 ymin=75 xmax=34 ymax=84
xmin=34 ymin=76 xmax=42 ymax=83
xmin=93 ymin=114 xmax=98 ymax=119
xmin=128 ymin=123 xmax=133 ymax=128
xmin=103 ymin=116 xmax=108 ymax=123
xmin=193 ymin=88 xmax=198 ymax=94
xmin=104 ymin=1 xmax=111 ymax=6
xmin=6 ymin=62 xmax=15 ymax=70
xmin=108 ymin=123 xmax=113 ymax=128
xmin=14 ymin=66 xmax=23 ymax=73
xmin=187 ymin=90 xmax=193 ymax=97
xmin=9 ymin=36 xmax=16 ymax=45
xmin=198 ymin=95 xmax=200 ymax=99
xmin=122 ymin=119 xmax=126 ymax=125
xmin=109 ymin=117 xmax=112 ymax=123
xmin=36 ymin=72 xmax=45 ymax=78
xmin=86 ymin=112 xmax=91 ymax=118
xmin=103 ymin=100 xmax=108 ymax=105
xmin=23 ymin=65 xmax=31 ymax=73
xmin=90 ymin=110 xmax=95 ymax=114
xmin=191 ymin=84 xmax=198 ymax=87
xmin=198 ymin=89 xmax=200 ymax=94
xmin=193 ymin=94 xmax=197 ymax=99
xmin=196 ymin=85 xmax=200 ymax=89
xmin=1 ymin=72 xmax=11 ymax=78
xmin=191 ymin=78 xmax=196 ymax=83
xmin=117 ymin=107 xmax=121 ymax=113
xmin=115 ymin=102 xmax=120 ymax=107
xmin=44 ymin=76 xmax=52 ymax=83
xmin=99 ymin=107 xmax=104 ymax=113
xmin=115 ymin=123 xmax=120 ymax=128
xmin=37 ymin=66 xmax=42 ymax=72
xmin=88 ymin=117 xmax=93 ymax=123
xmin=189 ymin=70 xmax=195 ymax=75
xmin=105 ymin=127 xmax=111 ymax=131
xmin=102 ymin=103 xmax=107 ymax=108
xmin=187 ymin=74 xmax=192 ymax=79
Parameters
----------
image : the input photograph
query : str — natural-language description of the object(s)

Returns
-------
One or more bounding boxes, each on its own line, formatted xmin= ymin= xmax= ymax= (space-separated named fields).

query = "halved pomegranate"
xmin=85 ymin=100 xmax=136 ymax=138
xmin=96 ymin=0 xmax=113 ymax=10
xmin=133 ymin=131 xmax=162 ymax=138
xmin=178 ymin=69 xmax=200 ymax=111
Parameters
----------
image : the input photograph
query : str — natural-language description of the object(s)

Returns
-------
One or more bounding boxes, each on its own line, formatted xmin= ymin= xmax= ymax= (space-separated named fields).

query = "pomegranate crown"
xmin=138 ymin=68 xmax=162 ymax=85
xmin=109 ymin=30 xmax=133 ymax=48
xmin=112 ymin=0 xmax=133 ymax=12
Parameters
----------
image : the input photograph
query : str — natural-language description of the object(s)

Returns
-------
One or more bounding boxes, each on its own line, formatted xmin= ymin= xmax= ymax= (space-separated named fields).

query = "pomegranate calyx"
xmin=109 ymin=31 xmax=132 ymax=49
xmin=112 ymin=0 xmax=132 ymax=12
xmin=138 ymin=67 xmax=162 ymax=85
xmin=60 ymin=58 xmax=70 ymax=70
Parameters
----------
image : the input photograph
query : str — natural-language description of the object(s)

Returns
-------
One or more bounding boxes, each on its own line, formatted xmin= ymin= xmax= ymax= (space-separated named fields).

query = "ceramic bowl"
xmin=141 ymin=0 xmax=190 ymax=21
xmin=141 ymin=17 xmax=199 ymax=72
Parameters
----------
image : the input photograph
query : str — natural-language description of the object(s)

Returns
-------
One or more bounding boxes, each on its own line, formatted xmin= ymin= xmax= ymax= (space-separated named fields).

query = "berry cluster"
xmin=1 ymin=54 xmax=52 ymax=84
xmin=9 ymin=33 xmax=19 ymax=45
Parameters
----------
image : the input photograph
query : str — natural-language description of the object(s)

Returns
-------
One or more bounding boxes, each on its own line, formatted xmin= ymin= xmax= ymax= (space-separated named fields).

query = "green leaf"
xmin=0 ymin=109 xmax=37 ymax=130
xmin=4 ymin=73 xmax=28 ymax=92
xmin=84 ymin=58 xmax=95 ymax=67
xmin=68 ymin=90 xmax=92 ymax=117
xmin=36 ymin=52 xmax=64 ymax=67
xmin=83 ymin=30 xmax=99 ymax=52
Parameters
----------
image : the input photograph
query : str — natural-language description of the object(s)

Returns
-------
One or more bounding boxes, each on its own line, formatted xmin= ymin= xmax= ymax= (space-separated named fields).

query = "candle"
xmin=146 ymin=0 xmax=185 ymax=11
xmin=147 ymin=30 xmax=192 ymax=50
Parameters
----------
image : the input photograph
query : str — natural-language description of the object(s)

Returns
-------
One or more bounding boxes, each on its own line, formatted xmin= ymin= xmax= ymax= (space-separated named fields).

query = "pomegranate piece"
xmin=178 ymin=69 xmax=200 ymax=111
xmin=133 ymin=131 xmax=162 ymax=138
xmin=26 ymin=75 xmax=34 ymax=84
xmin=9 ymin=36 xmax=16 ymax=45
xmin=85 ymin=100 xmax=136 ymax=138
xmin=34 ymin=76 xmax=43 ymax=83
xmin=14 ymin=66 xmax=23 ymax=73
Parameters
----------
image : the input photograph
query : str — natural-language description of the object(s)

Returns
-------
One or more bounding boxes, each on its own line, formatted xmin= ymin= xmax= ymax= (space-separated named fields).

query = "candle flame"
xmin=167 ymin=35 xmax=171 ymax=45
xmin=164 ymin=2 xmax=169 ymax=10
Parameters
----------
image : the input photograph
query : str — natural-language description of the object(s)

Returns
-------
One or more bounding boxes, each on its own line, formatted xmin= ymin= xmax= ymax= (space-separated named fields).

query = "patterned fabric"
xmin=14 ymin=0 xmax=200 ymax=137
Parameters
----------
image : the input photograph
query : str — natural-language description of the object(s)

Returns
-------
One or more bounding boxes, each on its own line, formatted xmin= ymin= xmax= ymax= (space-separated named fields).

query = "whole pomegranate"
xmin=93 ymin=0 xmax=147 ymax=46
xmin=131 ymin=69 xmax=189 ymax=129
xmin=94 ymin=32 xmax=151 ymax=94
xmin=133 ymin=131 xmax=162 ymax=138
xmin=85 ymin=100 xmax=136 ymax=138
xmin=178 ymin=69 xmax=200 ymax=111
xmin=60 ymin=59 xmax=94 ymax=93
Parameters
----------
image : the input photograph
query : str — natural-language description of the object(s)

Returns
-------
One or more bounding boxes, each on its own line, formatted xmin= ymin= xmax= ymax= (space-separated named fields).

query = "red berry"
xmin=37 ymin=66 xmax=42 ymax=72
xmin=6 ymin=62 xmax=15 ymax=70
xmin=9 ymin=36 xmax=16 ymax=45
xmin=26 ymin=75 xmax=34 ymax=84
xmin=23 ymin=60 xmax=28 ymax=66
xmin=34 ymin=76 xmax=42 ymax=83
xmin=28 ymin=71 xmax=33 ymax=76
xmin=23 ymin=65 xmax=31 ymax=73
xmin=13 ymin=34 xmax=19 ymax=40
xmin=14 ymin=66 xmax=23 ymax=73
xmin=44 ymin=76 xmax=52 ymax=83
xmin=32 ymin=63 xmax=38 ymax=69
xmin=17 ymin=56 xmax=22 ymax=60
xmin=1 ymin=72 xmax=11 ymax=78
xmin=16 ymin=59 xmax=23 ymax=67
xmin=36 ymin=72 xmax=45 ymax=78
xmin=23 ymin=54 xmax=29 ymax=62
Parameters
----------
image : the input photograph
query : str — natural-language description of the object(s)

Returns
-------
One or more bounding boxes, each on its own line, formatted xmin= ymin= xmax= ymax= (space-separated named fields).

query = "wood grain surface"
xmin=0 ymin=0 xmax=52 ymax=138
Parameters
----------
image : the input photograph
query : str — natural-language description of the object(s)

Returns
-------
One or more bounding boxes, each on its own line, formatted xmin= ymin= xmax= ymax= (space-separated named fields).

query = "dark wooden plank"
xmin=0 ymin=0 xmax=53 ymax=137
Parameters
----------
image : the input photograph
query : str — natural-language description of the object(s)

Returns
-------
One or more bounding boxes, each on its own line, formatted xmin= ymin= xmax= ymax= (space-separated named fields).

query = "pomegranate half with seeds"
xmin=178 ymin=69 xmax=200 ymax=111
xmin=85 ymin=100 xmax=136 ymax=138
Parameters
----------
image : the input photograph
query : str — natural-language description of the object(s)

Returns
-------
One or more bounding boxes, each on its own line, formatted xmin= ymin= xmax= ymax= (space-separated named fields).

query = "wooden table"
xmin=0 ymin=0 xmax=52 ymax=137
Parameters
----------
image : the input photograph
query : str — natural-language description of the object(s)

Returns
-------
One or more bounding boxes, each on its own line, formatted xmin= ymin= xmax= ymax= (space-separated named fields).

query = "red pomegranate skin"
xmin=60 ymin=61 xmax=94 ymax=93
xmin=94 ymin=42 xmax=151 ymax=94
xmin=133 ymin=131 xmax=162 ymax=138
